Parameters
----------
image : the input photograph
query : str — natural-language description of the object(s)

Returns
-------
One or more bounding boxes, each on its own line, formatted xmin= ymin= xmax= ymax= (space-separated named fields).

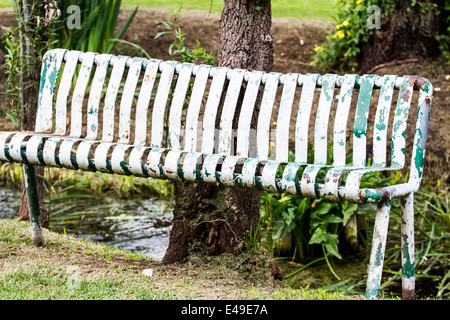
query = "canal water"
xmin=0 ymin=187 xmax=173 ymax=261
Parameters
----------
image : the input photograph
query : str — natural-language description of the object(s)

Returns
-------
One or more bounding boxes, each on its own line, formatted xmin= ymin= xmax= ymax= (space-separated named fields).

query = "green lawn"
xmin=0 ymin=0 xmax=337 ymax=21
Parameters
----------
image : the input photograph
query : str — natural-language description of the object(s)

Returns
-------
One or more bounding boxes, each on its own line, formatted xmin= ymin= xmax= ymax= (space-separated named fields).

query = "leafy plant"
xmin=155 ymin=5 xmax=214 ymax=65
xmin=313 ymin=0 xmax=450 ymax=71
xmin=0 ymin=0 xmax=55 ymax=126
xmin=49 ymin=0 xmax=139 ymax=54
xmin=312 ymin=0 xmax=395 ymax=72
xmin=1 ymin=26 xmax=22 ymax=125
xmin=259 ymin=147 xmax=392 ymax=279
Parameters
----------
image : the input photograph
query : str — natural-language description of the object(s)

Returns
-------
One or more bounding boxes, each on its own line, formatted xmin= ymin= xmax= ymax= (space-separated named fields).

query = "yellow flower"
xmin=342 ymin=20 xmax=350 ymax=27
xmin=356 ymin=0 xmax=362 ymax=4
xmin=333 ymin=30 xmax=346 ymax=39
xmin=314 ymin=46 xmax=323 ymax=52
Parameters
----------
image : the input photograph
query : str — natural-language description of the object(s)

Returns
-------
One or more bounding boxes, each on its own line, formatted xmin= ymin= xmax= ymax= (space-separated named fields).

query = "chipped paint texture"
xmin=332 ymin=74 xmax=356 ymax=166
xmin=401 ymin=193 xmax=415 ymax=299
xmin=0 ymin=49 xmax=435 ymax=300
xmin=366 ymin=199 xmax=391 ymax=300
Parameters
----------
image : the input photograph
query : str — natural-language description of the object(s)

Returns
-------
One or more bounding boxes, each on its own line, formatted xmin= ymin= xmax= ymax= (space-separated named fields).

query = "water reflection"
xmin=0 ymin=187 xmax=173 ymax=261
xmin=0 ymin=187 xmax=21 ymax=219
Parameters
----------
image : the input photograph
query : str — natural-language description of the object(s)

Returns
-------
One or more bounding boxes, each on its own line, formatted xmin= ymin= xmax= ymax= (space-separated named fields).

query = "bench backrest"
xmin=36 ymin=49 xmax=432 ymax=186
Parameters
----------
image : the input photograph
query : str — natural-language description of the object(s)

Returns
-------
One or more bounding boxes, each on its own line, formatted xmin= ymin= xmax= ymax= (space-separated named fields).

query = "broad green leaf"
xmin=315 ymin=201 xmax=337 ymax=215
xmin=342 ymin=202 xmax=358 ymax=226
xmin=321 ymin=214 xmax=343 ymax=224
xmin=325 ymin=240 xmax=342 ymax=259
xmin=309 ymin=226 xmax=327 ymax=244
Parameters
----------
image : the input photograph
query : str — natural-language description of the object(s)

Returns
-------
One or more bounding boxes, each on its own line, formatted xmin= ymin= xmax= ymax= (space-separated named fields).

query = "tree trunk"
xmin=16 ymin=0 xmax=49 ymax=228
xmin=359 ymin=0 xmax=440 ymax=73
xmin=162 ymin=0 xmax=274 ymax=264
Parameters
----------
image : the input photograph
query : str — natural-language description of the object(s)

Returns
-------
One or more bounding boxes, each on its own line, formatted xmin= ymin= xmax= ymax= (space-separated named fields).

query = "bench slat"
xmin=261 ymin=160 xmax=280 ymax=192
xmin=8 ymin=133 xmax=27 ymax=162
xmin=372 ymin=75 xmax=396 ymax=167
xmin=118 ymin=58 xmax=144 ymax=144
xmin=183 ymin=152 xmax=203 ymax=182
xmin=43 ymin=137 xmax=61 ymax=166
xmin=391 ymin=77 xmax=414 ymax=168
xmin=202 ymin=153 xmax=224 ymax=183
xmin=301 ymin=164 xmax=325 ymax=198
xmin=128 ymin=146 xmax=149 ymax=176
xmin=409 ymin=80 xmax=432 ymax=185
xmin=111 ymin=144 xmax=131 ymax=174
xmin=168 ymin=63 xmax=195 ymax=150
xmin=147 ymin=147 xmax=165 ymax=178
xmin=220 ymin=155 xmax=240 ymax=186
xmin=314 ymin=74 xmax=337 ymax=165
xmin=295 ymin=74 xmax=318 ymax=163
xmin=76 ymin=140 xmax=96 ymax=171
xmin=134 ymin=60 xmax=160 ymax=146
xmin=58 ymin=138 xmax=78 ymax=168
xmin=218 ymin=69 xmax=245 ymax=155
xmin=86 ymin=54 xmax=113 ymax=140
xmin=164 ymin=150 xmax=185 ymax=180
xmin=279 ymin=162 xmax=302 ymax=194
xmin=70 ymin=52 xmax=95 ymax=138
xmin=151 ymin=61 xmax=177 ymax=147
xmin=256 ymin=73 xmax=280 ymax=160
xmin=201 ymin=67 xmax=228 ymax=154
xmin=55 ymin=50 xmax=80 ymax=135
xmin=0 ymin=132 xmax=14 ymax=161
xmin=184 ymin=65 xmax=211 ymax=152
xmin=332 ymin=74 xmax=356 ymax=166
xmin=352 ymin=75 xmax=375 ymax=167
xmin=93 ymin=142 xmax=114 ymax=173
xmin=236 ymin=71 xmax=263 ymax=158
xmin=37 ymin=49 xmax=66 ymax=133
xmin=241 ymin=158 xmax=260 ymax=188
xmin=275 ymin=73 xmax=298 ymax=162
xmin=102 ymin=55 xmax=128 ymax=142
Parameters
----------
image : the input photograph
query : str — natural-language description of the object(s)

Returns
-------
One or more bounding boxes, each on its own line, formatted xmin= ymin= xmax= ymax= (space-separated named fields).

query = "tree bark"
xmin=359 ymin=0 xmax=440 ymax=73
xmin=16 ymin=0 xmax=49 ymax=228
xmin=162 ymin=0 xmax=274 ymax=264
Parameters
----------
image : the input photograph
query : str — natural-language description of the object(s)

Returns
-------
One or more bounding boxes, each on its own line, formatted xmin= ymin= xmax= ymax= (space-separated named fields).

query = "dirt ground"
xmin=0 ymin=7 xmax=449 ymax=300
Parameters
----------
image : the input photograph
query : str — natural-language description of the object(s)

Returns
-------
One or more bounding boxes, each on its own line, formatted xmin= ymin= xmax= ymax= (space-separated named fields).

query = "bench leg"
xmin=23 ymin=164 xmax=43 ymax=247
xmin=366 ymin=198 xmax=391 ymax=300
xmin=401 ymin=193 xmax=415 ymax=300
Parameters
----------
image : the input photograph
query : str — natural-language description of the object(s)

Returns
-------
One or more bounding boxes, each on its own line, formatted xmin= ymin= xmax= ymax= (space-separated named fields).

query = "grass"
xmin=0 ymin=218 xmax=358 ymax=300
xmin=1 ymin=265 xmax=174 ymax=299
xmin=0 ymin=0 xmax=337 ymax=21
xmin=121 ymin=0 xmax=337 ymax=21
xmin=0 ymin=218 xmax=180 ymax=299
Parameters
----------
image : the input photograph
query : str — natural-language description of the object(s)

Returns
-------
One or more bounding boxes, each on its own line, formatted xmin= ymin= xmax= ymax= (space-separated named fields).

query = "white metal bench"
xmin=0 ymin=49 xmax=433 ymax=299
